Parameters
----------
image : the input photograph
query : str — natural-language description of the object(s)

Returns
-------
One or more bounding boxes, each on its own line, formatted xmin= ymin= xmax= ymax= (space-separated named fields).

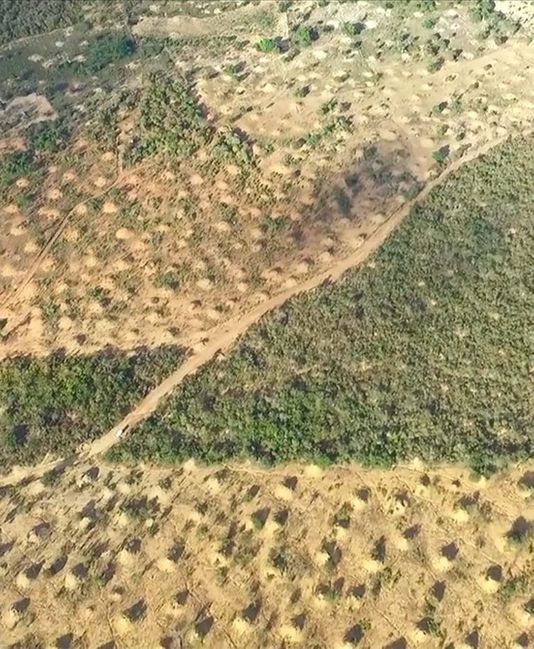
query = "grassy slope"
xmin=0 ymin=346 xmax=185 ymax=469
xmin=111 ymin=135 xmax=534 ymax=472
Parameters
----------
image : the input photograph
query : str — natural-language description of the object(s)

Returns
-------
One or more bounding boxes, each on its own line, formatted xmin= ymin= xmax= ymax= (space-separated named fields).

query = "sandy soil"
xmin=0 ymin=94 xmax=57 ymax=133
xmin=0 ymin=459 xmax=532 ymax=648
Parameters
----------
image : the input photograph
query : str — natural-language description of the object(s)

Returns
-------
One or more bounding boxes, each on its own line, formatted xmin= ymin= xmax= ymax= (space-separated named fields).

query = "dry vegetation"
xmin=0 ymin=460 xmax=533 ymax=648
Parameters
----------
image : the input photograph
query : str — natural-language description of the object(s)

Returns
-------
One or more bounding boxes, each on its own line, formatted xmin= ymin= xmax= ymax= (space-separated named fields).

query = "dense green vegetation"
xmin=27 ymin=119 xmax=72 ymax=153
xmin=127 ymin=72 xmax=212 ymax=162
xmin=82 ymin=32 xmax=136 ymax=73
xmin=0 ymin=150 xmax=36 ymax=191
xmin=0 ymin=346 xmax=185 ymax=469
xmin=111 ymin=136 xmax=534 ymax=472
xmin=58 ymin=32 xmax=136 ymax=76
xmin=0 ymin=0 xmax=82 ymax=46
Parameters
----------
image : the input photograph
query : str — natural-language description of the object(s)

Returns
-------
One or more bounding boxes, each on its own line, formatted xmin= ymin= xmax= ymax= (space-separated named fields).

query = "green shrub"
xmin=212 ymin=130 xmax=254 ymax=166
xmin=432 ymin=147 xmax=449 ymax=164
xmin=223 ymin=63 xmax=240 ymax=79
xmin=422 ymin=17 xmax=437 ymax=29
xmin=342 ymin=22 xmax=365 ymax=37
xmin=0 ymin=150 xmax=35 ymax=189
xmin=320 ymin=98 xmax=337 ymax=115
xmin=27 ymin=120 xmax=70 ymax=153
xmin=295 ymin=85 xmax=310 ymax=98
xmin=155 ymin=269 xmax=188 ymax=291
xmin=418 ymin=0 xmax=437 ymax=10
xmin=256 ymin=38 xmax=282 ymax=53
xmin=427 ymin=57 xmax=444 ymax=73
xmin=291 ymin=25 xmax=317 ymax=48
xmin=471 ymin=0 xmax=496 ymax=22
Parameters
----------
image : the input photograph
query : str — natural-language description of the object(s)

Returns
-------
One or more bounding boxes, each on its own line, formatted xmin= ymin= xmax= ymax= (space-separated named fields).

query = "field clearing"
xmin=0 ymin=459 xmax=532 ymax=648
xmin=1 ymin=129 xmax=530 ymax=479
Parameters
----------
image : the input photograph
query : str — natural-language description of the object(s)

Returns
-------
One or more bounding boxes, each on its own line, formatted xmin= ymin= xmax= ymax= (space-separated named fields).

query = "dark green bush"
xmin=84 ymin=32 xmax=136 ymax=73
xmin=0 ymin=346 xmax=185 ymax=469
xmin=0 ymin=0 xmax=82 ymax=46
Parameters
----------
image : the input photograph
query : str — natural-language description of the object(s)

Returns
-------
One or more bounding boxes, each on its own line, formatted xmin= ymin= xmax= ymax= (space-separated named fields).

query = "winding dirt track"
xmin=0 ymin=132 xmax=523 ymax=488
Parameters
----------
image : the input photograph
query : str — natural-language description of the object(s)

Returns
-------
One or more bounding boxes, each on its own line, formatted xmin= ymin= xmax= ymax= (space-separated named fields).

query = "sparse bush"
xmin=432 ymin=146 xmax=449 ymax=164
xmin=342 ymin=21 xmax=365 ymax=37
xmin=422 ymin=17 xmax=437 ymax=29
xmin=223 ymin=62 xmax=240 ymax=79
xmin=41 ymin=469 xmax=62 ymax=486
xmin=303 ymin=115 xmax=352 ymax=149
xmin=432 ymin=101 xmax=447 ymax=115
xmin=321 ymin=98 xmax=337 ymax=114
xmin=471 ymin=3 xmax=519 ymax=44
xmin=450 ymin=97 xmax=463 ymax=113
xmin=471 ymin=0 xmax=496 ymax=22
xmin=212 ymin=129 xmax=254 ymax=166
xmin=418 ymin=0 xmax=437 ymax=10
xmin=155 ymin=269 xmax=188 ymax=291
xmin=427 ymin=57 xmax=444 ymax=73
xmin=295 ymin=85 xmax=310 ymax=98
